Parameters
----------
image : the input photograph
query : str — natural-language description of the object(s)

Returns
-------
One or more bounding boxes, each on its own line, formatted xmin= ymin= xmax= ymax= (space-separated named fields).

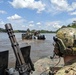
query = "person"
xmin=32 ymin=27 xmax=76 ymax=75
xmin=53 ymin=27 xmax=76 ymax=75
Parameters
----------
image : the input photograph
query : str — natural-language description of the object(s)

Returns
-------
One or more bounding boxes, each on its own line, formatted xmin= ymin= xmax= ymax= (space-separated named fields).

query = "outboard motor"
xmin=38 ymin=35 xmax=46 ymax=40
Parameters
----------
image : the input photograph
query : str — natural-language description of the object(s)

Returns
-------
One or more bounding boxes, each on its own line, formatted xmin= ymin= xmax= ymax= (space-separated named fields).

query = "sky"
xmin=0 ymin=0 xmax=76 ymax=31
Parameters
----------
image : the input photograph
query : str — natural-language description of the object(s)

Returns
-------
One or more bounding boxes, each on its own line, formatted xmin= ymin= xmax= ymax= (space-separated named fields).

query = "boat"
xmin=0 ymin=50 xmax=9 ymax=75
xmin=22 ymin=31 xmax=46 ymax=40
xmin=0 ymin=46 xmax=34 ymax=75
xmin=0 ymin=24 xmax=64 ymax=75
xmin=0 ymin=50 xmax=64 ymax=75
xmin=1 ymin=24 xmax=76 ymax=75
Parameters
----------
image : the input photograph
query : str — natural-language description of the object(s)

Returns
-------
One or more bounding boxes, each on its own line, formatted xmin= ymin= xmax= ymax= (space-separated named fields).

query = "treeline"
xmin=14 ymin=30 xmax=26 ymax=33
xmin=0 ymin=21 xmax=76 ymax=33
xmin=0 ymin=28 xmax=6 ymax=32
xmin=61 ymin=21 xmax=76 ymax=28
xmin=39 ymin=30 xmax=55 ymax=33
xmin=0 ymin=28 xmax=56 ymax=33
xmin=0 ymin=28 xmax=27 ymax=33
xmin=56 ymin=21 xmax=76 ymax=32
xmin=31 ymin=29 xmax=55 ymax=33
xmin=67 ymin=21 xmax=76 ymax=28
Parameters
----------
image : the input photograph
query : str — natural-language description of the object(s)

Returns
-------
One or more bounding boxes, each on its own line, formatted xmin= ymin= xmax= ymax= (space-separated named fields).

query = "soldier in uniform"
xmin=53 ymin=27 xmax=76 ymax=75
xmin=32 ymin=27 xmax=76 ymax=75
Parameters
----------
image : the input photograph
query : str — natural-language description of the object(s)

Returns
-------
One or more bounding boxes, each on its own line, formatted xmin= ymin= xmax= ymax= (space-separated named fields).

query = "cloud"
xmin=68 ymin=18 xmax=76 ymax=23
xmin=22 ymin=25 xmax=25 ymax=28
xmin=36 ymin=22 xmax=41 ymax=25
xmin=50 ymin=0 xmax=68 ymax=11
xmin=9 ymin=0 xmax=76 ymax=14
xmin=6 ymin=15 xmax=26 ymax=30
xmin=28 ymin=21 xmax=34 ymax=27
xmin=70 ymin=11 xmax=76 ymax=15
xmin=29 ymin=24 xmax=34 ymax=27
xmin=38 ymin=26 xmax=41 ymax=28
xmin=67 ymin=2 xmax=76 ymax=12
xmin=7 ymin=14 xmax=22 ymax=20
xmin=26 ymin=20 xmax=35 ymax=29
xmin=52 ymin=23 xmax=61 ymax=29
xmin=9 ymin=0 xmax=45 ymax=13
xmin=0 ymin=20 xmax=4 ymax=25
xmin=0 ymin=10 xmax=7 ymax=14
xmin=46 ymin=21 xmax=62 ymax=29
xmin=29 ymin=21 xmax=34 ymax=24
xmin=43 ymin=0 xmax=76 ymax=15
xmin=0 ymin=20 xmax=5 ymax=28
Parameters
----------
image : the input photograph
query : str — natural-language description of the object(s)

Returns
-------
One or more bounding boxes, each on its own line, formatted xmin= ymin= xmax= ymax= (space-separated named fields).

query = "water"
xmin=0 ymin=33 xmax=56 ymax=67
xmin=0 ymin=33 xmax=22 ymax=51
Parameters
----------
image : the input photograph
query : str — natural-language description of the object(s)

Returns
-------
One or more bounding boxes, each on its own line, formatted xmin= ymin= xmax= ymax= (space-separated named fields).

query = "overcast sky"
xmin=0 ymin=0 xmax=76 ymax=31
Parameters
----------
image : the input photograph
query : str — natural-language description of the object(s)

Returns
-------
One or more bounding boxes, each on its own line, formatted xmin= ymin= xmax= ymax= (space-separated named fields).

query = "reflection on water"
xmin=0 ymin=33 xmax=56 ymax=66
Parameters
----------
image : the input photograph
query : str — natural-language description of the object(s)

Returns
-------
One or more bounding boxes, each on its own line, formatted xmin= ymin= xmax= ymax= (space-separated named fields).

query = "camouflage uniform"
xmin=32 ymin=56 xmax=64 ymax=75
xmin=54 ymin=27 xmax=76 ymax=75
xmin=55 ymin=62 xmax=76 ymax=75
xmin=32 ymin=27 xmax=76 ymax=75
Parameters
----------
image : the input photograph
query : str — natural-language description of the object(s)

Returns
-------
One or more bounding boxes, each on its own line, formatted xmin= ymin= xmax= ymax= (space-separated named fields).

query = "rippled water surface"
xmin=0 ymin=33 xmax=56 ymax=67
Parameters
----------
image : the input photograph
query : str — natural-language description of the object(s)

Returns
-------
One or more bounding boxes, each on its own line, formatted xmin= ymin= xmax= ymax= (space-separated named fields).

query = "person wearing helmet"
xmin=53 ymin=27 xmax=76 ymax=75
